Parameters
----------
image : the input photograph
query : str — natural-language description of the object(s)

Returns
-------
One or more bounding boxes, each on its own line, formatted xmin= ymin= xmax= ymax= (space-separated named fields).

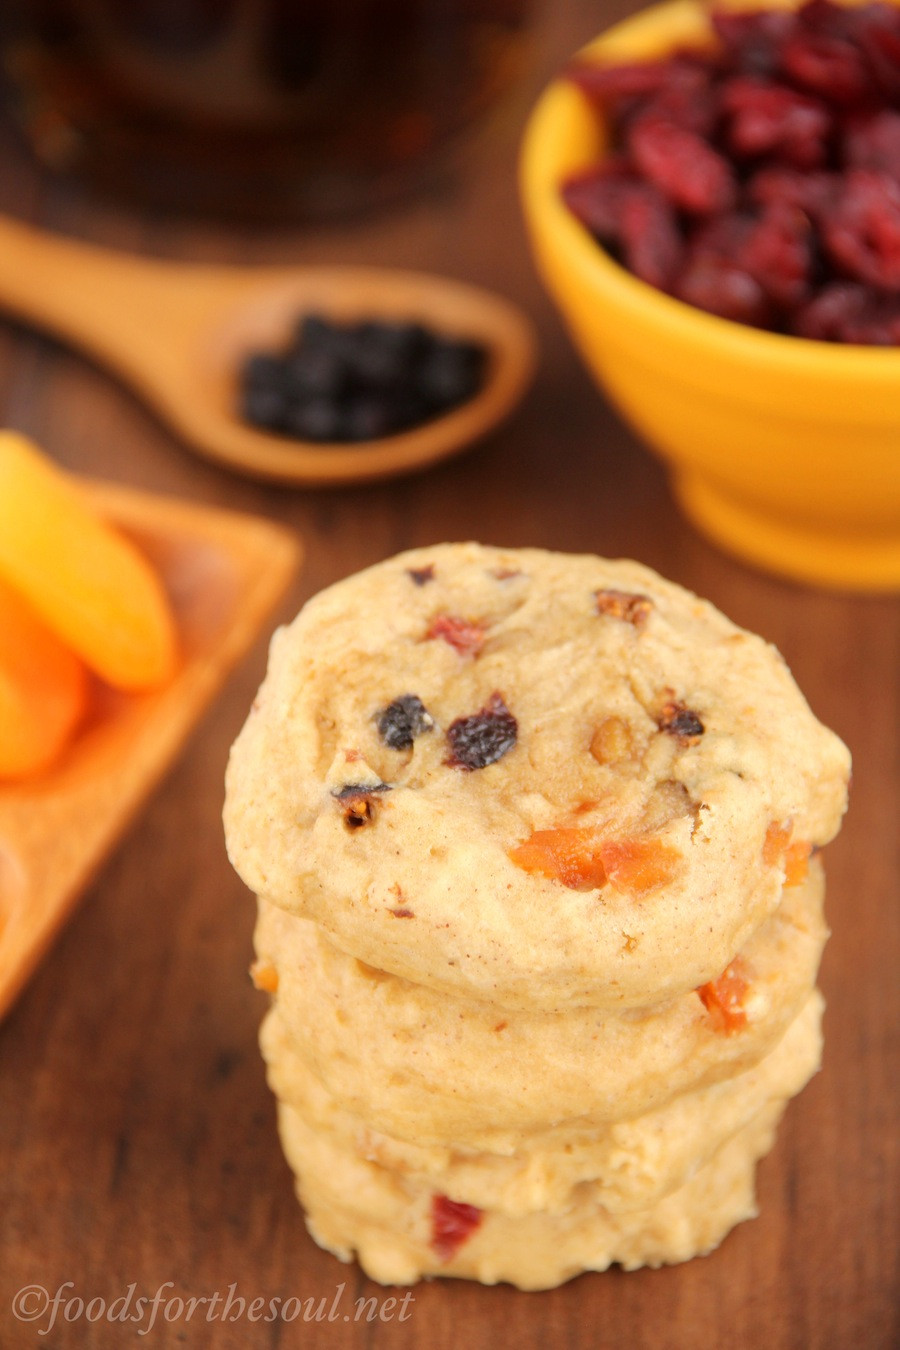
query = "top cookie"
xmin=224 ymin=543 xmax=849 ymax=1011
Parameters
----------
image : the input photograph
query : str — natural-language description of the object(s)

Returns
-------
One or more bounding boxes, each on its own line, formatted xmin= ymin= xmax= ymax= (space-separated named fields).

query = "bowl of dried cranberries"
xmin=521 ymin=0 xmax=900 ymax=591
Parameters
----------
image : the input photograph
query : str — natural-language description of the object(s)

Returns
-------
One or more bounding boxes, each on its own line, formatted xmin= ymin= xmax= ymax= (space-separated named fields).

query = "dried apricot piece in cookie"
xmin=764 ymin=820 xmax=812 ymax=886
xmin=0 ymin=433 xmax=177 ymax=691
xmin=509 ymin=826 xmax=680 ymax=894
xmin=0 ymin=576 xmax=88 ymax=778
xmin=697 ymin=959 xmax=750 ymax=1033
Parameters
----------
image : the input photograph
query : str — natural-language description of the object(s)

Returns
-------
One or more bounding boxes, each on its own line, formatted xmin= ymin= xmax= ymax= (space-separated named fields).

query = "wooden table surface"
xmin=0 ymin=4 xmax=896 ymax=1348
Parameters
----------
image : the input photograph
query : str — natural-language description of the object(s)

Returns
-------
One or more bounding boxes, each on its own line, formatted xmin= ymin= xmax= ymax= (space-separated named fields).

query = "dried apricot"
xmin=697 ymin=959 xmax=750 ymax=1033
xmin=0 ymin=575 xmax=88 ymax=779
xmin=0 ymin=434 xmax=177 ymax=691
xmin=509 ymin=827 xmax=679 ymax=894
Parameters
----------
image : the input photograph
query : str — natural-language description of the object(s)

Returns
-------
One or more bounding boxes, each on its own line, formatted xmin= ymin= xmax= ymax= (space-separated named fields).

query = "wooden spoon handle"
xmin=0 ymin=214 xmax=215 ymax=370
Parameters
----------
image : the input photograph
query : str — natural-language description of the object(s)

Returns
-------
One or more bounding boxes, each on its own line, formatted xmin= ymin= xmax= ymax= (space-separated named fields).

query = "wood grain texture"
xmin=0 ymin=3 xmax=896 ymax=1348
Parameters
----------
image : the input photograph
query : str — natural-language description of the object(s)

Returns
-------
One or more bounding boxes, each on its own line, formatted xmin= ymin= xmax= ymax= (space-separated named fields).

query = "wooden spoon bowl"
xmin=0 ymin=216 xmax=537 ymax=485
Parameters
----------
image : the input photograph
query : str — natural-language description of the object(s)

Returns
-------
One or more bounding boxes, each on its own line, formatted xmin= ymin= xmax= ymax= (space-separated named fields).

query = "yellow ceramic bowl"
xmin=520 ymin=0 xmax=900 ymax=591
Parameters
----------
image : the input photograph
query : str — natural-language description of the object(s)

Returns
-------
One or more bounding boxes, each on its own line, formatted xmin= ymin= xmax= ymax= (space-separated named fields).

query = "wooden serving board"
xmin=0 ymin=480 xmax=300 ymax=1020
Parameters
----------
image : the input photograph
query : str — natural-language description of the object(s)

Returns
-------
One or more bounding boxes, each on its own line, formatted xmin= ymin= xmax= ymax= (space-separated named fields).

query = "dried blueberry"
xmin=240 ymin=313 xmax=488 ymax=442
xmin=407 ymin=564 xmax=435 ymax=586
xmin=658 ymin=701 xmax=705 ymax=741
xmin=445 ymin=693 xmax=517 ymax=770
xmin=376 ymin=695 xmax=434 ymax=751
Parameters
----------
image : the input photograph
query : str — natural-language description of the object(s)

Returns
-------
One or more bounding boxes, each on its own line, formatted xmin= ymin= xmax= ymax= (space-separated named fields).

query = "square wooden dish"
xmin=0 ymin=479 xmax=301 ymax=1019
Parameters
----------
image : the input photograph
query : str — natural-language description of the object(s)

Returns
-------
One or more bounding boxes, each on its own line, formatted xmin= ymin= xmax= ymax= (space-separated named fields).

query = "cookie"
xmin=261 ymin=990 xmax=822 ymax=1218
xmin=253 ymin=860 xmax=828 ymax=1148
xmin=275 ymin=1095 xmax=786 ymax=1289
xmin=224 ymin=543 xmax=850 ymax=1011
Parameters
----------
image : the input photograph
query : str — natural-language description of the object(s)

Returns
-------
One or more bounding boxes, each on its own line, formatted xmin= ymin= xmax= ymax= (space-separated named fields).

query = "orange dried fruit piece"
xmin=510 ymin=826 xmax=609 ymax=889
xmin=0 ymin=575 xmax=88 ymax=779
xmin=697 ymin=959 xmax=750 ymax=1034
xmin=509 ymin=826 xmax=680 ymax=893
xmin=0 ymin=433 xmax=177 ymax=691
xmin=763 ymin=820 xmax=811 ymax=886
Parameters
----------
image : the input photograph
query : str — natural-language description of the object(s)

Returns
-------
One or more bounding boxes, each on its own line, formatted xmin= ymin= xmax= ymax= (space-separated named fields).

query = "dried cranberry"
xmin=566 ymin=57 xmax=675 ymax=106
xmin=561 ymin=1 xmax=900 ymax=345
xmin=780 ymin=31 xmax=869 ymax=103
xmin=675 ymin=256 xmax=773 ymax=327
xmin=445 ymin=693 xmax=517 ymax=770
xmin=712 ymin=8 xmax=797 ymax=76
xmin=629 ymin=116 xmax=737 ymax=213
xmin=639 ymin=57 xmax=720 ymax=137
xmin=426 ymin=613 xmax=487 ymax=657
xmin=723 ymin=77 xmax=831 ymax=168
xmin=845 ymin=111 xmax=900 ymax=177
xmin=747 ymin=166 xmax=838 ymax=219
xmin=376 ymin=695 xmax=433 ymax=751
xmin=823 ymin=169 xmax=900 ymax=288
xmin=430 ymin=1195 xmax=482 ymax=1261
xmin=791 ymin=282 xmax=870 ymax=339
xmin=740 ymin=203 xmax=815 ymax=308
xmin=620 ymin=185 xmax=684 ymax=289
xmin=561 ymin=160 xmax=643 ymax=241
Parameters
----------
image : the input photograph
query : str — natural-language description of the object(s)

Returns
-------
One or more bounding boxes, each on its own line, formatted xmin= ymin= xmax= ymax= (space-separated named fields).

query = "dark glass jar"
xmin=0 ymin=0 xmax=531 ymax=219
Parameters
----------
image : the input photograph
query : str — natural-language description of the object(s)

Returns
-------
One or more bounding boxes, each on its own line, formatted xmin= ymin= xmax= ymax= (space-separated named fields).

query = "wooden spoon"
xmin=0 ymin=214 xmax=536 ymax=485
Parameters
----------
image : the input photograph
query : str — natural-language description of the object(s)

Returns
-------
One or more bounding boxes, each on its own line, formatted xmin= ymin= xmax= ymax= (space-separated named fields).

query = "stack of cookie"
xmin=224 ymin=544 xmax=849 ymax=1290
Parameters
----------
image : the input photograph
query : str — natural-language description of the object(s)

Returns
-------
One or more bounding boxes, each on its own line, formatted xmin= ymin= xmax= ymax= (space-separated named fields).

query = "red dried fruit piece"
xmin=561 ymin=161 xmax=643 ymax=241
xmin=857 ymin=11 xmax=900 ymax=100
xmin=431 ymin=1195 xmax=482 ymax=1261
xmin=640 ymin=57 xmax=720 ymax=137
xmin=697 ymin=958 xmax=750 ymax=1033
xmin=740 ymin=202 xmax=814 ymax=308
xmin=426 ymin=612 xmax=487 ymax=657
xmin=675 ymin=255 xmax=772 ymax=327
xmin=823 ymin=169 xmax=900 ymax=288
xmin=620 ymin=184 xmax=684 ymax=290
xmin=747 ymin=166 xmax=838 ymax=220
xmin=780 ymin=31 xmax=869 ymax=103
xmin=712 ymin=8 xmax=797 ymax=77
xmin=509 ymin=827 xmax=680 ymax=894
xmin=845 ymin=111 xmax=900 ymax=178
xmin=629 ymin=115 xmax=737 ymax=213
xmin=723 ymin=77 xmax=831 ymax=169
xmin=791 ymin=282 xmax=870 ymax=340
xmin=445 ymin=692 xmax=517 ymax=770
xmin=595 ymin=588 xmax=653 ymax=626
xmin=837 ymin=295 xmax=900 ymax=344
xmin=565 ymin=58 xmax=675 ymax=106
